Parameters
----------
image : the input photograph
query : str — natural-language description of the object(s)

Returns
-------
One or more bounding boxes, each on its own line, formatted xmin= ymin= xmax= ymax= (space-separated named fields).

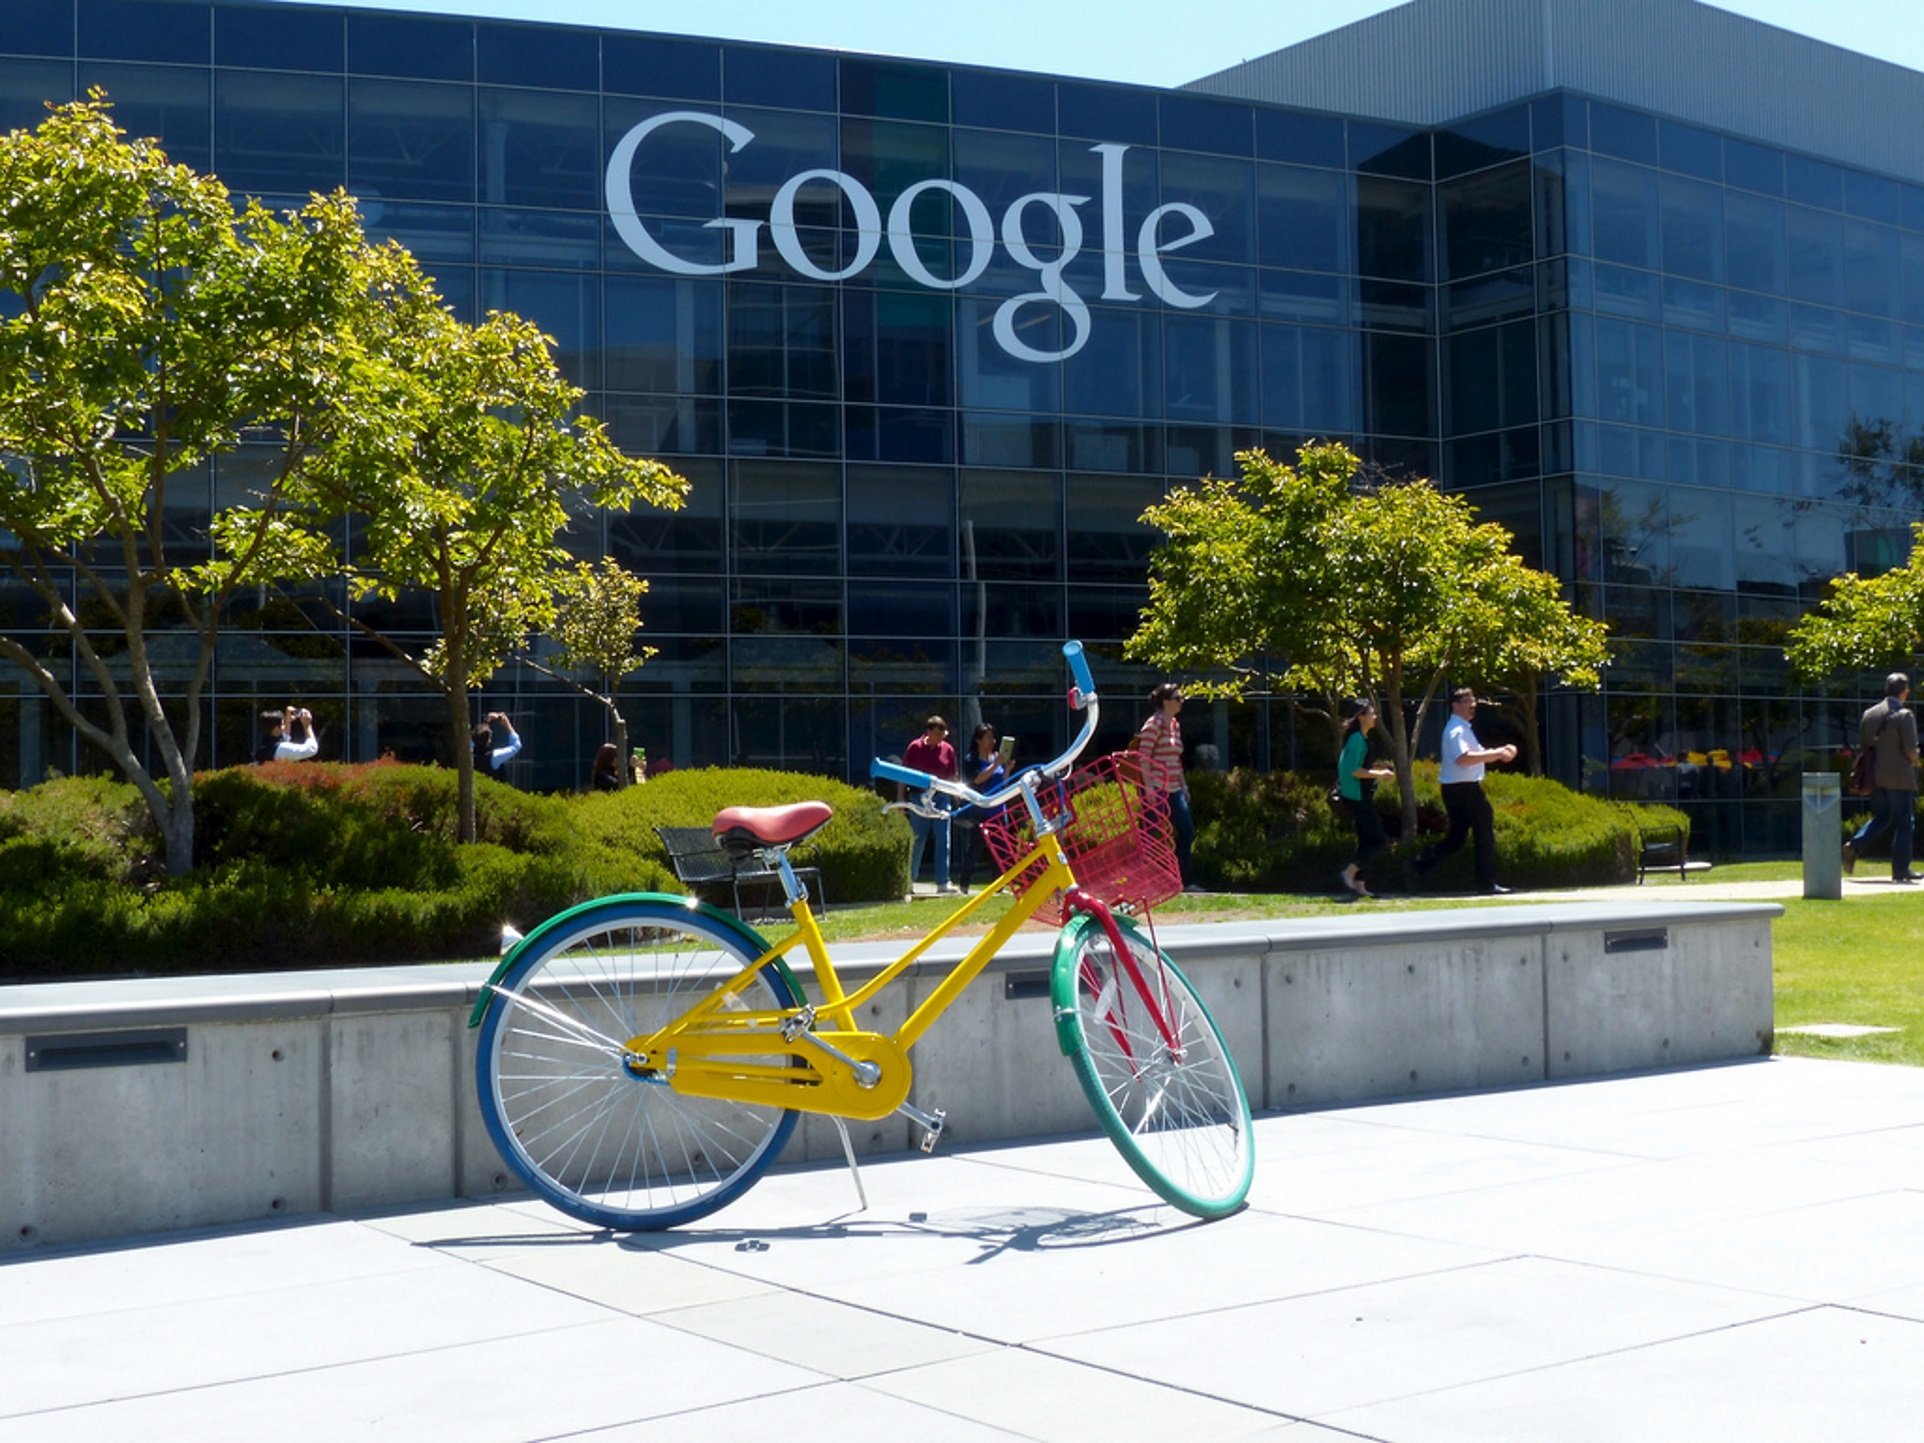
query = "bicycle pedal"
xmin=919 ymin=1109 xmax=947 ymax=1153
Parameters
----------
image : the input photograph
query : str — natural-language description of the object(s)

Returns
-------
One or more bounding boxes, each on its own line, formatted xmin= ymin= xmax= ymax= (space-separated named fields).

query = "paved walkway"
xmin=5 ymin=1055 xmax=1922 ymax=1440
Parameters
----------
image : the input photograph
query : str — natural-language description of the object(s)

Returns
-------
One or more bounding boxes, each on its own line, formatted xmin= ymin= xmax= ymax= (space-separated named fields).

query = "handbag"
xmin=1849 ymin=711 xmax=1892 ymax=796
xmin=1328 ymin=785 xmax=1344 ymax=808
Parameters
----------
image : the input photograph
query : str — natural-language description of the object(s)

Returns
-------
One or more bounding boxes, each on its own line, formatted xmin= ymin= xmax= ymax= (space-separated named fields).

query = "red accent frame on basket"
xmin=980 ymin=751 xmax=1182 ymax=926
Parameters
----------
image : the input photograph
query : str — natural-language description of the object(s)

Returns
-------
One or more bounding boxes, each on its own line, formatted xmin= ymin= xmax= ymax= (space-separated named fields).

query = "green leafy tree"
xmin=1131 ymin=443 xmax=1605 ymax=840
xmin=332 ymin=298 xmax=686 ymax=840
xmin=0 ymin=97 xmax=417 ymax=875
xmin=1784 ymin=523 xmax=1924 ymax=681
xmin=516 ymin=557 xmax=656 ymax=784
xmin=1455 ymin=555 xmax=1609 ymax=776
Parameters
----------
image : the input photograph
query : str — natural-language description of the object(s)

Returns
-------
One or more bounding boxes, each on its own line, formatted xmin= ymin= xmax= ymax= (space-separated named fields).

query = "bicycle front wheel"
xmin=1052 ymin=912 xmax=1253 ymax=1218
xmin=475 ymin=898 xmax=800 ymax=1231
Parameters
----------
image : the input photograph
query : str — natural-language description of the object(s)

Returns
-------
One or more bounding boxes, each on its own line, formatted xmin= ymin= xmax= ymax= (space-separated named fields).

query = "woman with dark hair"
xmin=1135 ymin=681 xmax=1195 ymax=887
xmin=951 ymin=721 xmax=1007 ymax=892
xmin=590 ymin=741 xmax=622 ymax=792
xmin=1337 ymin=698 xmax=1394 ymax=897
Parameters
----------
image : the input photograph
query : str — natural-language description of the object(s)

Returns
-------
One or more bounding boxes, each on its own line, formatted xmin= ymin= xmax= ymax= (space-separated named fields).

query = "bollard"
xmin=1802 ymin=772 xmax=1842 ymax=899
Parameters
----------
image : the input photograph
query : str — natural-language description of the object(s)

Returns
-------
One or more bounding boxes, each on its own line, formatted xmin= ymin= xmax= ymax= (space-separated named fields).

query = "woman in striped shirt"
xmin=1135 ymin=682 xmax=1196 ymax=889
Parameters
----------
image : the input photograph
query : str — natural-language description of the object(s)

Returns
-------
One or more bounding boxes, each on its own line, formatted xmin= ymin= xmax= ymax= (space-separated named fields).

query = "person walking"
xmin=1412 ymin=687 xmax=1517 ymax=895
xmin=900 ymin=714 xmax=958 ymax=893
xmin=1136 ymin=682 xmax=1197 ymax=889
xmin=1336 ymin=699 xmax=1394 ymax=898
xmin=1843 ymin=672 xmax=1920 ymax=882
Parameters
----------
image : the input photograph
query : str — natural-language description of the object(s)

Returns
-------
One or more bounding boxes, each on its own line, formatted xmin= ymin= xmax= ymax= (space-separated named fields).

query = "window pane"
xmin=731 ymin=461 xmax=840 ymax=575
xmin=959 ymin=471 xmax=1060 ymax=582
xmin=1659 ymin=173 xmax=1722 ymax=282
xmin=1440 ymin=160 xmax=1532 ymax=281
xmin=478 ymin=88 xmax=597 ymax=210
xmin=78 ymin=61 xmax=208 ymax=171
xmin=606 ymin=274 xmax=722 ymax=394
xmin=214 ymin=71 xmax=344 ymax=197
xmin=348 ymin=79 xmax=473 ymax=203
xmin=847 ymin=465 xmax=955 ymax=579
xmin=1355 ymin=175 xmax=1432 ymax=281
xmin=1591 ymin=157 xmax=1658 ymax=269
xmin=1257 ymin=163 xmax=1346 ymax=272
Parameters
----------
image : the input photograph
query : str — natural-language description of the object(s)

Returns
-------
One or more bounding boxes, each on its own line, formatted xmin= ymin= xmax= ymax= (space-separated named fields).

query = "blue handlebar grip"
xmin=1063 ymin=640 xmax=1095 ymax=696
xmin=872 ymin=758 xmax=933 ymax=789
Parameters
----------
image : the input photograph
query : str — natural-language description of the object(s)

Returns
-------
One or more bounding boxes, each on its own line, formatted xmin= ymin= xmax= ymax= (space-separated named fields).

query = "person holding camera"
xmin=473 ymin=711 xmax=523 ymax=778
xmin=256 ymin=706 xmax=319 ymax=764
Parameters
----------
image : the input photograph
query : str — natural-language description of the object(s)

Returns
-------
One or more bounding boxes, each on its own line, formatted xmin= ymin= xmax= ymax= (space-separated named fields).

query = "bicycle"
xmin=468 ymin=642 xmax=1254 ymax=1230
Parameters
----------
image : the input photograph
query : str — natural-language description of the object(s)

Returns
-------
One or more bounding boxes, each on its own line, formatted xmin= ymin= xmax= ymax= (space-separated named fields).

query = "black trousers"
xmin=1346 ymin=787 xmax=1389 ymax=871
xmin=1418 ymin=780 xmax=1497 ymax=890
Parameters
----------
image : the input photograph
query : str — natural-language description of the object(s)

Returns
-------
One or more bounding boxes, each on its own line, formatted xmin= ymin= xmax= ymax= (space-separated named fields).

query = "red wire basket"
xmin=980 ymin=751 xmax=1183 ymax=926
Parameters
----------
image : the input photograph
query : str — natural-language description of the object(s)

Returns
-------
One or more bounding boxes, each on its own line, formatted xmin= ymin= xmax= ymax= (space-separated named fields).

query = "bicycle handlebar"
xmin=871 ymin=641 xmax=1101 ymax=812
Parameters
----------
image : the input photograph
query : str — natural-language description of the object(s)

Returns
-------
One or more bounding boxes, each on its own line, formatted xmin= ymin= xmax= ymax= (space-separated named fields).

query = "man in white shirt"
xmin=1412 ymin=687 xmax=1516 ymax=895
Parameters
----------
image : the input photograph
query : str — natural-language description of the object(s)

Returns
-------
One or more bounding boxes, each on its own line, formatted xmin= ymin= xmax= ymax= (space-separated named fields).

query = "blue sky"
xmin=272 ymin=0 xmax=1924 ymax=87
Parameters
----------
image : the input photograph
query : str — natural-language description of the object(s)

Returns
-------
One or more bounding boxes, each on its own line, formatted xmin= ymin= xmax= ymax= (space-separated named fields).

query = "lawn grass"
xmin=1770 ymin=893 xmax=1924 ymax=1066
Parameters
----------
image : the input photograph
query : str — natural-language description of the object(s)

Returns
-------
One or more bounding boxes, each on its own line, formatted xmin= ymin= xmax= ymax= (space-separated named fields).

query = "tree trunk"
xmin=1515 ymin=677 xmax=1544 ymax=776
xmin=449 ymin=682 xmax=477 ymax=844
xmin=606 ymin=673 xmax=630 ymax=788
xmin=1383 ymin=675 xmax=1420 ymax=843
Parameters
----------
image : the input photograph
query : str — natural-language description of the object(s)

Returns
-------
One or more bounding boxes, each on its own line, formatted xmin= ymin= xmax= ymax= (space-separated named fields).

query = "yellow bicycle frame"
xmin=622 ymin=830 xmax=1078 ymax=1122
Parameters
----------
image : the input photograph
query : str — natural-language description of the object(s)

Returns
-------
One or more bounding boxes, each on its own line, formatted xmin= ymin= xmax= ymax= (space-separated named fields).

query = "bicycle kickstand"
xmin=898 ymin=1101 xmax=947 ymax=1153
xmin=829 ymin=1116 xmax=868 ymax=1213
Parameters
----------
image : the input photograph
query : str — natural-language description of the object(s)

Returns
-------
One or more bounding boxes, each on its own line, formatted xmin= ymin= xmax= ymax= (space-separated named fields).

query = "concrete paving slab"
xmin=859 ymin=1343 xmax=1282 ymax=1441
xmin=4 ymin=1055 xmax=1922 ymax=1442
xmin=1324 ymin=1303 xmax=1924 ymax=1443
xmin=1037 ymin=1253 xmax=1794 ymax=1419
xmin=577 ymin=1382 xmax=1043 ymax=1441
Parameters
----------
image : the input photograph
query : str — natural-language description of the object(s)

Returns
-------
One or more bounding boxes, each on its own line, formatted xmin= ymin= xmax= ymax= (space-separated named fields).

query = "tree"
xmin=515 ymin=557 xmax=654 ymax=784
xmin=1130 ymin=443 xmax=1606 ymax=840
xmin=331 ymin=297 xmax=685 ymax=841
xmin=1784 ymin=522 xmax=1924 ymax=681
xmin=1454 ymin=554 xmax=1609 ymax=776
xmin=0 ymin=97 xmax=418 ymax=874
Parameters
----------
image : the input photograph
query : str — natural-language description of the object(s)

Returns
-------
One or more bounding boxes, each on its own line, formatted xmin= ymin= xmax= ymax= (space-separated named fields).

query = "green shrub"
xmin=0 ymin=761 xmax=909 ymax=979
xmin=593 ymin=766 xmax=910 ymax=903
xmin=1190 ymin=763 xmax=1673 ymax=893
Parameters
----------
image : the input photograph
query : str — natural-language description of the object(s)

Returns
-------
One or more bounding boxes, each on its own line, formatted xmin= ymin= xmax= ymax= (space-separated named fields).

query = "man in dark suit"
xmin=1844 ymin=672 xmax=1920 ymax=883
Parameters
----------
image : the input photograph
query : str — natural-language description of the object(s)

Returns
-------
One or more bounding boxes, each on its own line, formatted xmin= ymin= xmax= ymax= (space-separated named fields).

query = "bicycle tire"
xmin=1052 ymin=911 xmax=1254 ymax=1218
xmin=475 ymin=898 xmax=800 ymax=1230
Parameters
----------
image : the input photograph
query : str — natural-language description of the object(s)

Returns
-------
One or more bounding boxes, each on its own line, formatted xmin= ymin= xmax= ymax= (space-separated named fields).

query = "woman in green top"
xmin=1338 ymin=699 xmax=1395 ymax=897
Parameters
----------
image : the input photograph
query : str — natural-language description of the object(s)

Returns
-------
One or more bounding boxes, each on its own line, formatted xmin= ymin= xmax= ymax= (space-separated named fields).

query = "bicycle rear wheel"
xmin=1052 ymin=912 xmax=1253 ymax=1218
xmin=475 ymin=898 xmax=800 ymax=1230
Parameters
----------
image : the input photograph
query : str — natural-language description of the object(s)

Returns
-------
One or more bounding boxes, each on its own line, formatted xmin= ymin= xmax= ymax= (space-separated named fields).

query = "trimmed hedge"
xmin=0 ymin=758 xmax=1677 ymax=978
xmin=0 ymin=763 xmax=907 ymax=979
xmin=1189 ymin=763 xmax=1687 ymax=894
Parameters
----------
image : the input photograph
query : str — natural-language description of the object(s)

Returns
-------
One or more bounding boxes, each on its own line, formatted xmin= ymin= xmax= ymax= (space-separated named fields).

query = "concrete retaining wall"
xmin=0 ymin=900 xmax=1777 ymax=1250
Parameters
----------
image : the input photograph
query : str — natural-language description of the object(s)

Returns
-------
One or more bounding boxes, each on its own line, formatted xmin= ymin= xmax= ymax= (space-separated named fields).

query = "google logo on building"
xmin=606 ymin=110 xmax=1219 ymax=364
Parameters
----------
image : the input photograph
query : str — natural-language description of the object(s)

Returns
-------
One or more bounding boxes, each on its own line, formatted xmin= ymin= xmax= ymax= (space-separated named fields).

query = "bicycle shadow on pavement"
xmin=404 ymin=1201 xmax=1216 ymax=1263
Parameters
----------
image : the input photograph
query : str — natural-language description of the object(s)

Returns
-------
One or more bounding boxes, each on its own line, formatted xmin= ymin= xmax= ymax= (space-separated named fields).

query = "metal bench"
xmin=654 ymin=825 xmax=825 ymax=920
xmin=1637 ymin=822 xmax=1689 ymax=883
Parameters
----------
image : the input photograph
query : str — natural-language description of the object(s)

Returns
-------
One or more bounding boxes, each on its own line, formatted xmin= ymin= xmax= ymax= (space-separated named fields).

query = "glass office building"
xmin=4 ymin=0 xmax=1924 ymax=851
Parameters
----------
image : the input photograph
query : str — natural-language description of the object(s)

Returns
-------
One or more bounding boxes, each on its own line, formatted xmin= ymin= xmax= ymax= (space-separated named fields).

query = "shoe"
xmin=1895 ymin=873 xmax=1922 ymax=884
xmin=1351 ymin=881 xmax=1373 ymax=898
xmin=1477 ymin=883 xmax=1512 ymax=896
xmin=1842 ymin=844 xmax=1857 ymax=875
xmin=935 ymin=883 xmax=960 ymax=894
